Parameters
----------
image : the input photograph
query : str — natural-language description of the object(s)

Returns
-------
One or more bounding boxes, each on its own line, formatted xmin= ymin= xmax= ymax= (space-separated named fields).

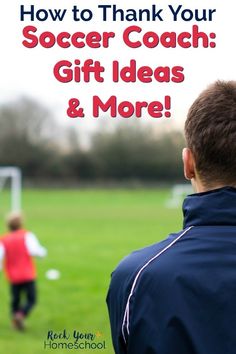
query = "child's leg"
xmin=22 ymin=281 xmax=37 ymax=317
xmin=10 ymin=283 xmax=21 ymax=315
xmin=11 ymin=284 xmax=25 ymax=330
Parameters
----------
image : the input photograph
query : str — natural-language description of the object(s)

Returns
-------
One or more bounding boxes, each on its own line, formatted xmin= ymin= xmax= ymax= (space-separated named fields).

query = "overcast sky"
xmin=1 ymin=0 xmax=235 ymax=136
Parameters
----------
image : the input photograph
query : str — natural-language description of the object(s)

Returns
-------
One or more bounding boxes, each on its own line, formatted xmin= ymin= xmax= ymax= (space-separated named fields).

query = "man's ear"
xmin=182 ymin=148 xmax=196 ymax=180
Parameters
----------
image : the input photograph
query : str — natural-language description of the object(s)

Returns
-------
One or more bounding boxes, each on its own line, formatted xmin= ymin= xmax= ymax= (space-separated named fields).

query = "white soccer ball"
xmin=45 ymin=269 xmax=61 ymax=280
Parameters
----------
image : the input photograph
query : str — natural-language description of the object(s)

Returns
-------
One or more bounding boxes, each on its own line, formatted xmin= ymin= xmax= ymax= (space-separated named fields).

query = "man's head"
xmin=183 ymin=80 xmax=236 ymax=192
xmin=6 ymin=213 xmax=23 ymax=231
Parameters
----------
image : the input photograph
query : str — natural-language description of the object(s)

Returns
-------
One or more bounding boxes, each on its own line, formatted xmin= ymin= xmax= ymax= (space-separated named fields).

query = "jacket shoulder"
xmin=108 ymin=229 xmax=189 ymax=303
xmin=114 ymin=230 xmax=188 ymax=279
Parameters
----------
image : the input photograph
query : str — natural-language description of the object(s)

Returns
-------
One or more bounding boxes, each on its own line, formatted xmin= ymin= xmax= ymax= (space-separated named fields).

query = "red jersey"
xmin=1 ymin=229 xmax=36 ymax=284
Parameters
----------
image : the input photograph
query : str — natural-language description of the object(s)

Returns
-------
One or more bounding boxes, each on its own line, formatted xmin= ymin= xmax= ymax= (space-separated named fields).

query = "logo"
xmin=44 ymin=329 xmax=106 ymax=350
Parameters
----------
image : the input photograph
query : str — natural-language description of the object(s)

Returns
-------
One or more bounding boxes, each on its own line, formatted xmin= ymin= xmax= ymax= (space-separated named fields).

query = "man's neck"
xmin=191 ymin=179 xmax=235 ymax=193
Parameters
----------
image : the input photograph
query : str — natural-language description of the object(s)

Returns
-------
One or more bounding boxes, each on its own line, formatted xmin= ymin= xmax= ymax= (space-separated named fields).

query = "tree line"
xmin=0 ymin=98 xmax=185 ymax=183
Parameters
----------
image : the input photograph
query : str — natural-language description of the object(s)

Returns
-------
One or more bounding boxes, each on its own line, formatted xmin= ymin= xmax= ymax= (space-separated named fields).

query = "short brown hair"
xmin=6 ymin=213 xmax=23 ymax=231
xmin=185 ymin=80 xmax=236 ymax=187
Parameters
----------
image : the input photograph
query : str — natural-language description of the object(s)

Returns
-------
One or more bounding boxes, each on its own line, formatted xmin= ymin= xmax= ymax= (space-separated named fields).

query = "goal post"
xmin=0 ymin=167 xmax=22 ymax=212
xmin=166 ymin=184 xmax=193 ymax=208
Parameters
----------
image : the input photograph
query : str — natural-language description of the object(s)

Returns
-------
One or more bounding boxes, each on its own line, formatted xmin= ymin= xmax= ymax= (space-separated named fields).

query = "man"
xmin=107 ymin=81 xmax=236 ymax=354
xmin=0 ymin=213 xmax=47 ymax=330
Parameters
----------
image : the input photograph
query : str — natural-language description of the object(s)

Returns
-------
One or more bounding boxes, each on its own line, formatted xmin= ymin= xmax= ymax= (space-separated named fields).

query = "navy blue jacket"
xmin=107 ymin=187 xmax=236 ymax=354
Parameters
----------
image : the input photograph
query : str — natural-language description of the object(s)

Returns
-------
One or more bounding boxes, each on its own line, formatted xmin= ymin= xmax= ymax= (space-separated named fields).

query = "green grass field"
xmin=0 ymin=189 xmax=183 ymax=354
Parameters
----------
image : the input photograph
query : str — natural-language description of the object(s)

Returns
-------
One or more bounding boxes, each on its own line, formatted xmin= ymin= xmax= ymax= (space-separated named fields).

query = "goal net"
xmin=166 ymin=184 xmax=193 ymax=208
xmin=0 ymin=167 xmax=22 ymax=212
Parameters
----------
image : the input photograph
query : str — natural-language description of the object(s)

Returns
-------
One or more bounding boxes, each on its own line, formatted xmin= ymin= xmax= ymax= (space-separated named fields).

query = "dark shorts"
xmin=10 ymin=280 xmax=37 ymax=316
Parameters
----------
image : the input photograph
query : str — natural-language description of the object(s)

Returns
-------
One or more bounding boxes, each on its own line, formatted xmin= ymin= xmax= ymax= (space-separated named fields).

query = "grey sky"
xmin=1 ymin=0 xmax=235 ymax=136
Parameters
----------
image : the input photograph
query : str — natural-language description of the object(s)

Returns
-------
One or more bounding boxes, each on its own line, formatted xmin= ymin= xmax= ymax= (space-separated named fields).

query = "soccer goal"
xmin=166 ymin=184 xmax=193 ymax=208
xmin=0 ymin=167 xmax=22 ymax=212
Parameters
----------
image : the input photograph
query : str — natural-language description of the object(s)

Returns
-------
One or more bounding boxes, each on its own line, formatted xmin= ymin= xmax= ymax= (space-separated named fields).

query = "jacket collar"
xmin=183 ymin=187 xmax=236 ymax=228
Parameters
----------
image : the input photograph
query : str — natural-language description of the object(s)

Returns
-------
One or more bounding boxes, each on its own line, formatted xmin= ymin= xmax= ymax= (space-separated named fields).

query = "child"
xmin=107 ymin=81 xmax=236 ymax=354
xmin=0 ymin=213 xmax=47 ymax=330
